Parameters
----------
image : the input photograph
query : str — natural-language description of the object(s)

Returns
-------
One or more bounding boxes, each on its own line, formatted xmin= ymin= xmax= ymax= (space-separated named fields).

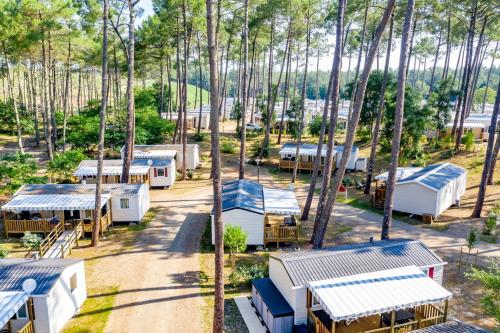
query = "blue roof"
xmin=0 ymin=259 xmax=81 ymax=295
xmin=252 ymin=278 xmax=294 ymax=317
xmin=398 ymin=163 xmax=466 ymax=191
xmin=221 ymin=179 xmax=264 ymax=214
xmin=151 ymin=159 xmax=172 ymax=167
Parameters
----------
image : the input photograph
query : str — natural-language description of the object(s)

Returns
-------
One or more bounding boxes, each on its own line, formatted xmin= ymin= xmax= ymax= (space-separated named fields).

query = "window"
xmin=120 ymin=198 xmax=130 ymax=209
xmin=70 ymin=273 xmax=78 ymax=292
xmin=157 ymin=168 xmax=165 ymax=177
xmin=84 ymin=210 xmax=92 ymax=219
xmin=15 ymin=303 xmax=28 ymax=319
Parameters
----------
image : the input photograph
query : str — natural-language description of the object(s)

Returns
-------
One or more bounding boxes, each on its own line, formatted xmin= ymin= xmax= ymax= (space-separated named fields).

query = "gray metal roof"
xmin=412 ymin=320 xmax=488 ymax=333
xmin=221 ymin=179 xmax=264 ymax=214
xmin=0 ymin=259 xmax=82 ymax=295
xmin=398 ymin=163 xmax=466 ymax=191
xmin=15 ymin=183 xmax=143 ymax=197
xmin=271 ymin=239 xmax=445 ymax=286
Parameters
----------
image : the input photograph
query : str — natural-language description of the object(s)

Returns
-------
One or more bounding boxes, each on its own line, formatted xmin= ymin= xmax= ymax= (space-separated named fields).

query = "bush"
xmin=47 ymin=149 xmax=87 ymax=181
xmin=461 ymin=132 xmax=475 ymax=151
xmin=229 ymin=263 xmax=268 ymax=288
xmin=0 ymin=246 xmax=9 ymax=258
xmin=193 ymin=132 xmax=207 ymax=142
xmin=221 ymin=140 xmax=236 ymax=154
xmin=187 ymin=170 xmax=194 ymax=180
xmin=22 ymin=232 xmax=42 ymax=249
xmin=249 ymin=140 xmax=270 ymax=159
xmin=224 ymin=225 xmax=248 ymax=269
xmin=467 ymin=228 xmax=477 ymax=251
xmin=0 ymin=153 xmax=47 ymax=195
xmin=484 ymin=213 xmax=497 ymax=236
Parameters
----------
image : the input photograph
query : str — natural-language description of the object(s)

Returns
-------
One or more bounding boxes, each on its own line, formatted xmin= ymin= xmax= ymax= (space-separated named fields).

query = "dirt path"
xmin=104 ymin=182 xmax=212 ymax=333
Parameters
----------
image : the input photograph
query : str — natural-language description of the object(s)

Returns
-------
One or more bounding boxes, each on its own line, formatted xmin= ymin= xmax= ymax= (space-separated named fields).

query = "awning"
xmin=263 ymin=188 xmax=301 ymax=215
xmin=0 ymin=291 xmax=28 ymax=327
xmin=2 ymin=194 xmax=110 ymax=212
xmin=279 ymin=147 xmax=327 ymax=157
xmin=308 ymin=266 xmax=452 ymax=322
xmin=74 ymin=164 xmax=150 ymax=177
xmin=375 ymin=167 xmax=423 ymax=181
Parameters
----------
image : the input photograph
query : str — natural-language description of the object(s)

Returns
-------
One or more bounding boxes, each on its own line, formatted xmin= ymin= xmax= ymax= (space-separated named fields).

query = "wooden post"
xmin=61 ymin=243 xmax=64 ymax=258
xmin=331 ymin=321 xmax=336 ymax=333
xmin=390 ymin=310 xmax=396 ymax=333
xmin=443 ymin=299 xmax=449 ymax=322
xmin=3 ymin=211 xmax=8 ymax=238
xmin=458 ymin=247 xmax=463 ymax=273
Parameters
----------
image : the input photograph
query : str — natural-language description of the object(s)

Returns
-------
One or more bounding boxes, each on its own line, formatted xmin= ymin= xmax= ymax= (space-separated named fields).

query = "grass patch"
xmin=479 ymin=234 xmax=497 ymax=244
xmin=200 ymin=216 xmax=214 ymax=253
xmin=63 ymin=285 xmax=119 ymax=333
xmin=127 ymin=208 xmax=157 ymax=232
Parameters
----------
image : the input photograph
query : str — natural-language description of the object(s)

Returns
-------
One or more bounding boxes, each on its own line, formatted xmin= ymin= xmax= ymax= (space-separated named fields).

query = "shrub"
xmin=484 ymin=213 xmax=497 ymax=236
xmin=0 ymin=246 xmax=9 ymax=258
xmin=47 ymin=149 xmax=88 ymax=181
xmin=221 ymin=140 xmax=236 ymax=154
xmin=229 ymin=263 xmax=268 ymax=288
xmin=249 ymin=140 xmax=270 ymax=159
xmin=224 ymin=225 xmax=248 ymax=269
xmin=467 ymin=228 xmax=477 ymax=252
xmin=0 ymin=153 xmax=47 ymax=195
xmin=187 ymin=170 xmax=194 ymax=180
xmin=22 ymin=232 xmax=42 ymax=249
xmin=193 ymin=132 xmax=207 ymax=142
xmin=461 ymin=132 xmax=475 ymax=151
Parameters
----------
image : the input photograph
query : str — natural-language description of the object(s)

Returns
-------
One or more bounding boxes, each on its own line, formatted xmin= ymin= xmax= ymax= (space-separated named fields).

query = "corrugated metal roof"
xmin=2 ymin=193 xmax=110 ymax=212
xmin=279 ymin=143 xmax=358 ymax=157
xmin=252 ymin=278 xmax=293 ymax=317
xmin=221 ymin=179 xmax=264 ymax=214
xmin=412 ymin=320 xmax=488 ymax=333
xmin=0 ymin=259 xmax=81 ymax=295
xmin=308 ymin=266 xmax=452 ymax=322
xmin=0 ymin=291 xmax=29 ymax=328
xmin=74 ymin=160 xmax=151 ymax=177
xmin=398 ymin=163 xmax=466 ymax=191
xmin=263 ymin=188 xmax=301 ymax=215
xmin=15 ymin=183 xmax=144 ymax=196
xmin=271 ymin=239 xmax=445 ymax=286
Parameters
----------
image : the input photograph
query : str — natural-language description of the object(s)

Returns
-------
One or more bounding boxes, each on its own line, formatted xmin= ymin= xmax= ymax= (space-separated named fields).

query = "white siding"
xmin=433 ymin=265 xmax=444 ymax=286
xmin=335 ymin=148 xmax=359 ymax=170
xmin=137 ymin=184 xmax=150 ymax=220
xmin=110 ymin=195 xmax=141 ymax=222
xmin=168 ymin=145 xmax=200 ymax=170
xmin=393 ymin=183 xmax=438 ymax=217
xmin=211 ymin=209 xmax=265 ymax=245
xmin=268 ymin=258 xmax=307 ymax=325
xmin=149 ymin=163 xmax=176 ymax=187
xmin=33 ymin=296 xmax=50 ymax=333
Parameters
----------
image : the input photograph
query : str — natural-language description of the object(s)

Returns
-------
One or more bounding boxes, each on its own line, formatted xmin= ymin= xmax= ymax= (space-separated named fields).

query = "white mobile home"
xmin=262 ymin=238 xmax=447 ymax=331
xmin=375 ymin=163 xmax=466 ymax=218
xmin=2 ymin=184 xmax=150 ymax=236
xmin=125 ymin=144 xmax=201 ymax=170
xmin=74 ymin=159 xmax=176 ymax=188
xmin=210 ymin=179 xmax=301 ymax=246
xmin=0 ymin=258 xmax=87 ymax=333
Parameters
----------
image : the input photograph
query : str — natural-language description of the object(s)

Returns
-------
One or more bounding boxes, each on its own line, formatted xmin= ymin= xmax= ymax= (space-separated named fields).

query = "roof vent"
xmin=369 ymin=236 xmax=374 ymax=243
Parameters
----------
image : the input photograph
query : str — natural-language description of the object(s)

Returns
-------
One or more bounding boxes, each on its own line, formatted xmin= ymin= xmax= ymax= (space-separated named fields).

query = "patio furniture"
xmin=381 ymin=309 xmax=414 ymax=326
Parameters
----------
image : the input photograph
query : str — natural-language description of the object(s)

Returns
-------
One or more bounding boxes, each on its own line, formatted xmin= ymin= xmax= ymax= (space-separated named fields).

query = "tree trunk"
xmin=381 ymin=0 xmax=415 ymax=240
xmin=93 ymin=0 xmax=109 ymax=247
xmin=218 ymin=35 xmax=232 ymax=121
xmin=3 ymin=46 xmax=24 ymax=154
xmin=292 ymin=15 xmax=312 ymax=183
xmin=39 ymin=20 xmax=54 ymax=160
xmin=365 ymin=15 xmax=394 ymax=195
xmin=238 ymin=0 xmax=249 ymax=179
xmin=30 ymin=62 xmax=40 ymax=146
xmin=301 ymin=48 xmax=338 ymax=221
xmin=482 ymin=42 xmax=498 ymax=113
xmin=428 ymin=26 xmax=442 ymax=96
xmin=315 ymin=43 xmax=321 ymax=108
xmin=197 ymin=33 xmax=203 ymax=133
xmin=121 ymin=0 xmax=136 ymax=183
xmin=62 ymin=40 xmax=71 ymax=152
xmin=312 ymin=0 xmax=396 ymax=249
xmin=472 ymin=80 xmax=500 ymax=217
xmin=263 ymin=20 xmax=275 ymax=153
xmin=405 ymin=18 xmax=418 ymax=79
xmin=441 ymin=13 xmax=451 ymax=80
xmin=205 ymin=1 xmax=223 ymax=331
xmin=277 ymin=41 xmax=292 ymax=145
xmin=160 ymin=57 xmax=165 ymax=116
xmin=181 ymin=1 xmax=192 ymax=180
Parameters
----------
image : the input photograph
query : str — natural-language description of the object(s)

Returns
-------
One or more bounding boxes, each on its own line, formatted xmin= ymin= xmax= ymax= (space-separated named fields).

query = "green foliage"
xmin=230 ymin=101 xmax=243 ymax=130
xmin=428 ymin=79 xmax=456 ymax=133
xmin=224 ymin=225 xmax=248 ymax=255
xmin=474 ymin=87 xmax=496 ymax=106
xmin=22 ymin=232 xmax=42 ymax=249
xmin=484 ymin=213 xmax=497 ymax=236
xmin=382 ymin=86 xmax=432 ymax=158
xmin=193 ymin=132 xmax=207 ymax=142
xmin=0 ymin=153 xmax=47 ymax=195
xmin=465 ymin=262 xmax=500 ymax=324
xmin=308 ymin=116 xmax=326 ymax=137
xmin=345 ymin=70 xmax=397 ymax=129
xmin=467 ymin=228 xmax=478 ymax=251
xmin=286 ymin=98 xmax=301 ymax=139
xmin=0 ymin=246 xmax=9 ymax=259
xmin=249 ymin=139 xmax=270 ymax=159
xmin=221 ymin=140 xmax=236 ymax=154
xmin=0 ymin=100 xmax=34 ymax=135
xmin=229 ymin=263 xmax=268 ymax=288
xmin=187 ymin=170 xmax=194 ymax=180
xmin=47 ymin=149 xmax=87 ymax=181
xmin=461 ymin=132 xmax=475 ymax=151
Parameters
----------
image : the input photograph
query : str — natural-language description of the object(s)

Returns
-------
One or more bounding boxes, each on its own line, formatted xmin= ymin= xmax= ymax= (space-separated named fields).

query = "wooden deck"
xmin=279 ymin=159 xmax=319 ymax=173
xmin=263 ymin=215 xmax=300 ymax=245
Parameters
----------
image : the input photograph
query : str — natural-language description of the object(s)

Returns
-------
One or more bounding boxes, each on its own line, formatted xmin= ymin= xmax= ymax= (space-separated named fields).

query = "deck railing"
xmin=82 ymin=210 xmax=112 ymax=236
xmin=308 ymin=309 xmax=332 ymax=333
xmin=16 ymin=321 xmax=34 ymax=333
xmin=4 ymin=219 xmax=58 ymax=237
xmin=279 ymin=159 xmax=317 ymax=172
xmin=264 ymin=225 xmax=299 ymax=245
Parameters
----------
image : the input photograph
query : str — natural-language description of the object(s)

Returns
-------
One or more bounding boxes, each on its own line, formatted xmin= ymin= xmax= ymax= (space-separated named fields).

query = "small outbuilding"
xmin=0 ymin=258 xmax=87 ymax=333
xmin=210 ymin=179 xmax=301 ymax=246
xmin=252 ymin=278 xmax=294 ymax=333
xmin=374 ymin=163 xmax=466 ymax=218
